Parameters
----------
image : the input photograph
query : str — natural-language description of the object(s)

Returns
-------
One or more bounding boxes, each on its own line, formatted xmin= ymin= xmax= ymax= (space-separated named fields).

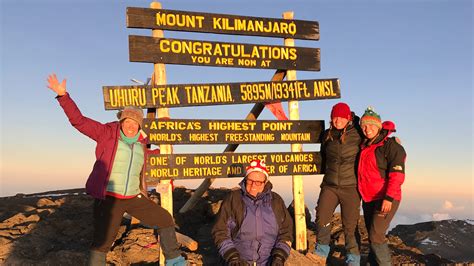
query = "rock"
xmin=42 ymin=250 xmax=88 ymax=265
xmin=390 ymin=219 xmax=473 ymax=263
xmin=36 ymin=198 xmax=57 ymax=208
xmin=0 ymin=213 xmax=40 ymax=229
xmin=16 ymin=235 xmax=56 ymax=259
xmin=208 ymin=200 xmax=222 ymax=216
xmin=0 ymin=241 xmax=13 ymax=258
xmin=21 ymin=205 xmax=36 ymax=212
xmin=110 ymin=228 xmax=160 ymax=264
xmin=0 ymin=188 xmax=467 ymax=265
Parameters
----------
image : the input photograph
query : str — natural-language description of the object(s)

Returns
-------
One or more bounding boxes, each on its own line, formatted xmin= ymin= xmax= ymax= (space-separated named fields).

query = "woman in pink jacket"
xmin=46 ymin=74 xmax=186 ymax=266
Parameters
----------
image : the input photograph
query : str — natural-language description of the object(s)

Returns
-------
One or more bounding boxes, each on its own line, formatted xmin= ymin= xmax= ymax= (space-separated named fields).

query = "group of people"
xmin=47 ymin=73 xmax=405 ymax=266
xmin=311 ymin=103 xmax=406 ymax=266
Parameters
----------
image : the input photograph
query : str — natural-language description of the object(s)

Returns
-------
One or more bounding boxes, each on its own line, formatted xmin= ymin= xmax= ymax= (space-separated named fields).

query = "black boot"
xmin=88 ymin=250 xmax=106 ymax=266
xmin=159 ymin=226 xmax=181 ymax=260
xmin=370 ymin=243 xmax=391 ymax=266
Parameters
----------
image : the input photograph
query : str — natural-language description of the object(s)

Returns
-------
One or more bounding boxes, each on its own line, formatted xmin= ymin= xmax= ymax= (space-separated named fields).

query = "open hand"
xmin=381 ymin=199 xmax=392 ymax=214
xmin=47 ymin=73 xmax=66 ymax=96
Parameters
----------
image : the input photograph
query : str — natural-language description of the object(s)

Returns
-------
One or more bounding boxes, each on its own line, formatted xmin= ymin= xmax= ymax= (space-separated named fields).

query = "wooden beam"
xmin=102 ymin=78 xmax=340 ymax=109
xmin=284 ymin=11 xmax=307 ymax=252
xmin=145 ymin=151 xmax=322 ymax=180
xmin=129 ymin=35 xmax=320 ymax=71
xmin=142 ymin=119 xmax=325 ymax=145
xmin=127 ymin=7 xmax=319 ymax=40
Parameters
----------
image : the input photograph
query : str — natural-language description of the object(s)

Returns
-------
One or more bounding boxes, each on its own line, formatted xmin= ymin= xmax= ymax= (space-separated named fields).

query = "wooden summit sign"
xmin=103 ymin=78 xmax=340 ymax=109
xmin=129 ymin=35 xmax=320 ymax=70
xmin=143 ymin=119 xmax=324 ymax=144
xmin=127 ymin=7 xmax=319 ymax=40
xmin=145 ymin=152 xmax=322 ymax=180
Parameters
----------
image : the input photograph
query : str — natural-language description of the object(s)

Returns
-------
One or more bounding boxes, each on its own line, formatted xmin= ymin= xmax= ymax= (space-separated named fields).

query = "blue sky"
xmin=1 ymin=0 xmax=472 ymax=226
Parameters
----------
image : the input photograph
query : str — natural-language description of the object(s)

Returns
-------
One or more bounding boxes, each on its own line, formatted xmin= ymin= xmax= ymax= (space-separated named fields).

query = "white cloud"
xmin=432 ymin=213 xmax=451 ymax=221
xmin=441 ymin=200 xmax=465 ymax=211
xmin=442 ymin=200 xmax=454 ymax=210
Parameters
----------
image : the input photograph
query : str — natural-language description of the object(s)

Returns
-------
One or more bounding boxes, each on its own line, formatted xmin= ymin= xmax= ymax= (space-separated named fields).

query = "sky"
xmin=1 ymin=0 xmax=472 ymax=227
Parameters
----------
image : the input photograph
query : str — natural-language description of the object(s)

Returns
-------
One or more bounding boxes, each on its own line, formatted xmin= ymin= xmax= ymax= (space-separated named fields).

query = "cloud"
xmin=442 ymin=200 xmax=454 ymax=210
xmin=425 ymin=200 xmax=467 ymax=222
xmin=432 ymin=213 xmax=452 ymax=221
xmin=441 ymin=200 xmax=465 ymax=211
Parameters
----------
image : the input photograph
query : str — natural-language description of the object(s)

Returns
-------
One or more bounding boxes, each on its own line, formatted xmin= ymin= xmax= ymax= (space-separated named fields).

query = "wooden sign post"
xmin=149 ymin=3 xmax=171 ymax=265
xmin=105 ymin=2 xmax=341 ymax=257
xmin=284 ymin=11 xmax=307 ymax=252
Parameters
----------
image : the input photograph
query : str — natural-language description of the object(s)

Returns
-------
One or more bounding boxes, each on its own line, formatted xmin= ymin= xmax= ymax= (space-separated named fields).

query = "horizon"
xmin=1 ymin=0 xmax=472 ymax=228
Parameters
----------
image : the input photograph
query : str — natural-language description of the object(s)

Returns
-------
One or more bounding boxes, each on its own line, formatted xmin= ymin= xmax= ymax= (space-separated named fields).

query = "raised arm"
xmin=46 ymin=73 xmax=112 ymax=141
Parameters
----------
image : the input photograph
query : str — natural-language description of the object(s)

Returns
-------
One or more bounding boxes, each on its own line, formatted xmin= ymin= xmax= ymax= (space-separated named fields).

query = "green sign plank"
xmin=103 ymin=78 xmax=340 ymax=110
xmin=145 ymin=152 xmax=322 ymax=180
xmin=129 ymin=35 xmax=320 ymax=71
xmin=127 ymin=7 xmax=319 ymax=40
xmin=143 ymin=119 xmax=324 ymax=144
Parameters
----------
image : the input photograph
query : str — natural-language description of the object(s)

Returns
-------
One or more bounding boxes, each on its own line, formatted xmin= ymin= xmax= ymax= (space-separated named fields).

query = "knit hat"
xmin=360 ymin=107 xmax=382 ymax=129
xmin=116 ymin=106 xmax=144 ymax=128
xmin=245 ymin=159 xmax=269 ymax=179
xmin=382 ymin=121 xmax=396 ymax=132
xmin=331 ymin=102 xmax=352 ymax=120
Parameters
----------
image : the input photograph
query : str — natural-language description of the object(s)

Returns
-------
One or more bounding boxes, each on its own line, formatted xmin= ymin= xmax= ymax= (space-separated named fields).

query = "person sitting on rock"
xmin=46 ymin=74 xmax=186 ymax=266
xmin=212 ymin=159 xmax=293 ymax=266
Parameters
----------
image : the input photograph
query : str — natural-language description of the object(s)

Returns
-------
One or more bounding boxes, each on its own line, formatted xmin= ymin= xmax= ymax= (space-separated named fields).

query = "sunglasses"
xmin=245 ymin=178 xmax=266 ymax=186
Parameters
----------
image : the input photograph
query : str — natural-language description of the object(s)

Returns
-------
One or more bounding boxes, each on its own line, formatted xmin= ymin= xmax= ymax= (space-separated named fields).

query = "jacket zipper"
xmin=337 ymin=139 xmax=342 ymax=186
xmin=103 ymin=126 xmax=120 ymax=199
xmin=124 ymin=142 xmax=135 ymax=196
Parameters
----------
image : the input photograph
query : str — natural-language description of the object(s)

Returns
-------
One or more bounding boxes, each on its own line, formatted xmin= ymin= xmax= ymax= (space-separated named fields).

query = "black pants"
xmin=362 ymin=199 xmax=400 ymax=244
xmin=363 ymin=199 xmax=400 ymax=265
xmin=91 ymin=194 xmax=176 ymax=253
xmin=315 ymin=186 xmax=361 ymax=255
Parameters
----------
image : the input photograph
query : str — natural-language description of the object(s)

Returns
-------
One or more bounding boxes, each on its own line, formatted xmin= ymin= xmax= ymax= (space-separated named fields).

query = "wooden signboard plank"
xmin=129 ymin=35 xmax=320 ymax=71
xmin=143 ymin=119 xmax=324 ymax=144
xmin=103 ymin=78 xmax=340 ymax=109
xmin=127 ymin=7 xmax=319 ymax=40
xmin=145 ymin=152 xmax=322 ymax=180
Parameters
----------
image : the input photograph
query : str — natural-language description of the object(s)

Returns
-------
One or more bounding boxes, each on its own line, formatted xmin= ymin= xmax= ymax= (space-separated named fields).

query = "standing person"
xmin=46 ymin=74 xmax=186 ymax=266
xmin=358 ymin=107 xmax=406 ymax=266
xmin=212 ymin=159 xmax=293 ymax=266
xmin=312 ymin=102 xmax=363 ymax=265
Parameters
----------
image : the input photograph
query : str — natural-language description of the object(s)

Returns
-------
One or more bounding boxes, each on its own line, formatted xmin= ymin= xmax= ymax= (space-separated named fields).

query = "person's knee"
xmin=369 ymin=231 xmax=385 ymax=244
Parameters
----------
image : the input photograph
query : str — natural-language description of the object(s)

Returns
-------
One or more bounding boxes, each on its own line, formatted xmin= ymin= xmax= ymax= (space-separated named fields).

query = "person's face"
xmin=362 ymin=124 xmax=380 ymax=139
xmin=245 ymin=171 xmax=267 ymax=197
xmin=121 ymin=118 xmax=140 ymax=137
xmin=332 ymin=117 xmax=349 ymax=130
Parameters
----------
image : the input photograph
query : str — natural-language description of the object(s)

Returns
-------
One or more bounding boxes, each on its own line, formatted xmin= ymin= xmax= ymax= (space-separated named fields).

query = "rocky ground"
xmin=389 ymin=219 xmax=474 ymax=263
xmin=0 ymin=187 xmax=461 ymax=265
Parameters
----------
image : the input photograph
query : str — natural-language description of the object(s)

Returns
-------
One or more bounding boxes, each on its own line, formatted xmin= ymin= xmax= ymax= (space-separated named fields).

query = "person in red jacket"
xmin=358 ymin=107 xmax=406 ymax=265
xmin=46 ymin=74 xmax=186 ymax=266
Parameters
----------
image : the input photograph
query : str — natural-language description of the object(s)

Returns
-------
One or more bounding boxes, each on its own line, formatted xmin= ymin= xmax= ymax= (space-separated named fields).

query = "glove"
xmin=224 ymin=248 xmax=247 ymax=266
xmin=271 ymin=248 xmax=288 ymax=266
